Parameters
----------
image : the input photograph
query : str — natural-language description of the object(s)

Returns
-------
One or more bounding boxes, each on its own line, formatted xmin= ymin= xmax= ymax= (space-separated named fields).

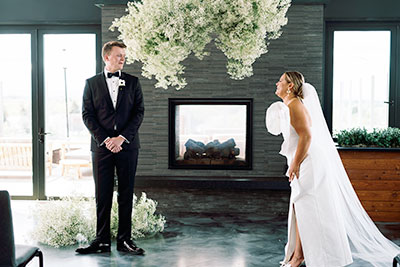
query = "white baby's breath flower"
xmin=31 ymin=193 xmax=165 ymax=247
xmin=110 ymin=0 xmax=291 ymax=90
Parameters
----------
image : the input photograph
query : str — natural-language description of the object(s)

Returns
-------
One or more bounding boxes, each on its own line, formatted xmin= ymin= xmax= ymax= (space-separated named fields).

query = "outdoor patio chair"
xmin=0 ymin=190 xmax=43 ymax=267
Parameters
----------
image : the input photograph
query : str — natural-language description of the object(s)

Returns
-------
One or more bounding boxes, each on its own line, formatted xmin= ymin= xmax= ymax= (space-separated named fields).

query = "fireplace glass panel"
xmin=169 ymin=99 xmax=252 ymax=169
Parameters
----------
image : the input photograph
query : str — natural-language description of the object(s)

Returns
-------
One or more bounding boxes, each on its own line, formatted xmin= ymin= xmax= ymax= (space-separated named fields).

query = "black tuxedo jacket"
xmin=82 ymin=71 xmax=144 ymax=152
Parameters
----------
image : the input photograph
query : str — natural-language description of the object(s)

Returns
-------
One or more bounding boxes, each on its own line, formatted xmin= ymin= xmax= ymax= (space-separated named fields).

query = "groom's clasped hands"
xmin=105 ymin=136 xmax=125 ymax=153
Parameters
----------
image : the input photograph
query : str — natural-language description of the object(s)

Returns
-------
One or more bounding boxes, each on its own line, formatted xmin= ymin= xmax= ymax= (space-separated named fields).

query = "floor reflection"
xmin=10 ymin=187 xmax=400 ymax=267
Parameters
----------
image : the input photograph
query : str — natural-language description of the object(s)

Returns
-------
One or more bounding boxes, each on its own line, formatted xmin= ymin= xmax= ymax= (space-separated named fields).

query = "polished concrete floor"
xmin=12 ymin=187 xmax=400 ymax=267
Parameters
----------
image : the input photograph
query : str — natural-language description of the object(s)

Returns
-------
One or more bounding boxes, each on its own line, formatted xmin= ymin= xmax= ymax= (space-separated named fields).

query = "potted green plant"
xmin=336 ymin=127 xmax=400 ymax=148
xmin=335 ymin=127 xmax=400 ymax=222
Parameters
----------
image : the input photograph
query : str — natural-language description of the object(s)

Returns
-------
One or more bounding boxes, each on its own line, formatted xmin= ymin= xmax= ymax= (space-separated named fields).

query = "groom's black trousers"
xmin=92 ymin=148 xmax=139 ymax=243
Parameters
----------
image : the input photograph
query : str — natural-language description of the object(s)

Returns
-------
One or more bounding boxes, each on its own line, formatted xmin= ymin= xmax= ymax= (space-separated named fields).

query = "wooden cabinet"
xmin=338 ymin=148 xmax=400 ymax=222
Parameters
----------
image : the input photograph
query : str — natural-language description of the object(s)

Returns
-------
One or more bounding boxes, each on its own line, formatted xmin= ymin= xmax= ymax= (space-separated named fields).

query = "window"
xmin=325 ymin=23 xmax=399 ymax=134
xmin=0 ymin=26 xmax=100 ymax=199
xmin=333 ymin=31 xmax=390 ymax=131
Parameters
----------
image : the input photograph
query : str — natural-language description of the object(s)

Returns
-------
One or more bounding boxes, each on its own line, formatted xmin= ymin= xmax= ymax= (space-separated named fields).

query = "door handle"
xmin=38 ymin=128 xmax=51 ymax=143
xmin=384 ymin=100 xmax=394 ymax=105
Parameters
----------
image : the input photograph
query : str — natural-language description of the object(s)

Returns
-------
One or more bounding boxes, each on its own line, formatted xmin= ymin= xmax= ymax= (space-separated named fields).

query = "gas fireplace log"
xmin=184 ymin=139 xmax=205 ymax=159
xmin=184 ymin=150 xmax=202 ymax=159
xmin=220 ymin=138 xmax=236 ymax=148
xmin=219 ymin=139 xmax=239 ymax=158
xmin=184 ymin=139 xmax=206 ymax=153
xmin=206 ymin=138 xmax=239 ymax=159
xmin=184 ymin=138 xmax=240 ymax=160
xmin=204 ymin=140 xmax=220 ymax=158
xmin=205 ymin=140 xmax=221 ymax=149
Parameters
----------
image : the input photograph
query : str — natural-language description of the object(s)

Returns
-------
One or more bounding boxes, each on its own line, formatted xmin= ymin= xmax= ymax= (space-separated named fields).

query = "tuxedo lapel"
xmin=96 ymin=72 xmax=114 ymax=110
xmin=115 ymin=72 xmax=126 ymax=110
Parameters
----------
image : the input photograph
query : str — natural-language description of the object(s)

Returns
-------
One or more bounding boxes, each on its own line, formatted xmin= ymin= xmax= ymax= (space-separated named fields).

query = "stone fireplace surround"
xmin=99 ymin=1 xmax=324 ymax=189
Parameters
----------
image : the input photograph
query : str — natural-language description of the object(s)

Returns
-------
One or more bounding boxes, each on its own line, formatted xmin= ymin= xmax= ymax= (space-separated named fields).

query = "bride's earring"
xmin=286 ymin=89 xmax=291 ymax=94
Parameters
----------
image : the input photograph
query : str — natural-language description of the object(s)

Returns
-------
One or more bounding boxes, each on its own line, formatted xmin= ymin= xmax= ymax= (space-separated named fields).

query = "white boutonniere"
xmin=119 ymin=79 xmax=126 ymax=87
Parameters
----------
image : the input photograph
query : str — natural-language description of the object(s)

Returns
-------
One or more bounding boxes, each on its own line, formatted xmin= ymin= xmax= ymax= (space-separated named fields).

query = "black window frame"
xmin=324 ymin=22 xmax=400 ymax=133
xmin=0 ymin=25 xmax=101 ymax=200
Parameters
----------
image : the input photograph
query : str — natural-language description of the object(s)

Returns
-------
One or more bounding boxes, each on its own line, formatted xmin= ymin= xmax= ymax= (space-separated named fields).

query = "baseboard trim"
xmin=135 ymin=176 xmax=290 ymax=190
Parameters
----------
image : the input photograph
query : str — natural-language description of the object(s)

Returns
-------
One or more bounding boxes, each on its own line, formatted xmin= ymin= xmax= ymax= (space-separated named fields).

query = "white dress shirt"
xmin=104 ymin=68 xmax=120 ymax=109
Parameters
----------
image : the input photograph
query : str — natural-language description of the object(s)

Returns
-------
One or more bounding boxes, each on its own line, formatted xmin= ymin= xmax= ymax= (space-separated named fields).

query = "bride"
xmin=265 ymin=71 xmax=400 ymax=267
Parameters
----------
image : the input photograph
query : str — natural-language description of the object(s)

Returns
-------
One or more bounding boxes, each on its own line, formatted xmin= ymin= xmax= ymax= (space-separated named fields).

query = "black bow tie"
xmin=107 ymin=71 xmax=120 ymax=78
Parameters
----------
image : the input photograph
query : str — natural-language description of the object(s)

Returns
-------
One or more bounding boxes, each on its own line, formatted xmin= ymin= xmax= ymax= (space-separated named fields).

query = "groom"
xmin=77 ymin=41 xmax=145 ymax=255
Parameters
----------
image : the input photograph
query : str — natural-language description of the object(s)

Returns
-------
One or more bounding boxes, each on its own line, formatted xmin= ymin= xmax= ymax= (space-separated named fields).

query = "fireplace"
xmin=168 ymin=98 xmax=253 ymax=169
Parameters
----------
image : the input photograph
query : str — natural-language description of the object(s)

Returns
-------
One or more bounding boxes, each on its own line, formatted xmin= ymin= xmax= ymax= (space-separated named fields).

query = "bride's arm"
xmin=288 ymin=101 xmax=312 ymax=181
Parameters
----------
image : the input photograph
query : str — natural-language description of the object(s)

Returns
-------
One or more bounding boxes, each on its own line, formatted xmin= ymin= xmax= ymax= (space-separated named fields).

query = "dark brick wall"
xmin=101 ymin=4 xmax=324 ymax=179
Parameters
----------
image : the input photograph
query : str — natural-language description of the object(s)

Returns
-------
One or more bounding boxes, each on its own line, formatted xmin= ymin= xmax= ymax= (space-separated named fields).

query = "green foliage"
xmin=32 ymin=193 xmax=166 ymax=247
xmin=335 ymin=127 xmax=400 ymax=148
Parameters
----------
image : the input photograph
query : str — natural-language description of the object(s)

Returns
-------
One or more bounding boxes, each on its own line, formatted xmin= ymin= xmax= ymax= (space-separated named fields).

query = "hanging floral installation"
xmin=111 ymin=0 xmax=291 ymax=90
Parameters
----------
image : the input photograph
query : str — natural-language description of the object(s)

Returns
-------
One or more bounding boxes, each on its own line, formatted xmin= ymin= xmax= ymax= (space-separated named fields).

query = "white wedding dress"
xmin=266 ymin=83 xmax=400 ymax=267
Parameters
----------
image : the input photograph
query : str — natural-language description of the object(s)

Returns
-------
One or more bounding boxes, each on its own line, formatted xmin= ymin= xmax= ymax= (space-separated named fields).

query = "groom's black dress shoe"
xmin=75 ymin=240 xmax=111 ymax=254
xmin=117 ymin=240 xmax=145 ymax=255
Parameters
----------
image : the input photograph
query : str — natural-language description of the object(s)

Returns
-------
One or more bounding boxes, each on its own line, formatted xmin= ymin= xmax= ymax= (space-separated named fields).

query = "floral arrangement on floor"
xmin=32 ymin=193 xmax=166 ymax=248
xmin=31 ymin=196 xmax=96 ymax=248
xmin=110 ymin=192 xmax=166 ymax=239
xmin=335 ymin=127 xmax=400 ymax=148
xmin=110 ymin=0 xmax=291 ymax=90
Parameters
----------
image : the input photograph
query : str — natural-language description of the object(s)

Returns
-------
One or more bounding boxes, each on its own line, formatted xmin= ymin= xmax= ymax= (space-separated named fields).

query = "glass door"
xmin=325 ymin=23 xmax=400 ymax=132
xmin=0 ymin=27 xmax=99 ymax=199
xmin=332 ymin=30 xmax=391 ymax=132
xmin=42 ymin=33 xmax=97 ymax=197
xmin=0 ymin=33 xmax=34 ymax=196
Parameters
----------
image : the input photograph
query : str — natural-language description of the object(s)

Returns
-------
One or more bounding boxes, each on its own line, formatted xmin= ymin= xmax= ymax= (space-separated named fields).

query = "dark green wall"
xmin=324 ymin=0 xmax=400 ymax=20
xmin=0 ymin=0 xmax=100 ymax=24
xmin=1 ymin=0 xmax=399 ymax=25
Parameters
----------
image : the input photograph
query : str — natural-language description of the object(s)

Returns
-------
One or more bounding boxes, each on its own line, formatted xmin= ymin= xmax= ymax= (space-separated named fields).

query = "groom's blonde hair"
xmin=284 ymin=71 xmax=305 ymax=99
xmin=102 ymin=41 xmax=127 ymax=58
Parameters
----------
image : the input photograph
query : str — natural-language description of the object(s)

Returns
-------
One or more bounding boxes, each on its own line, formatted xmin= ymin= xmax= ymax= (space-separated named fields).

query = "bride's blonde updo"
xmin=284 ymin=71 xmax=305 ymax=99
